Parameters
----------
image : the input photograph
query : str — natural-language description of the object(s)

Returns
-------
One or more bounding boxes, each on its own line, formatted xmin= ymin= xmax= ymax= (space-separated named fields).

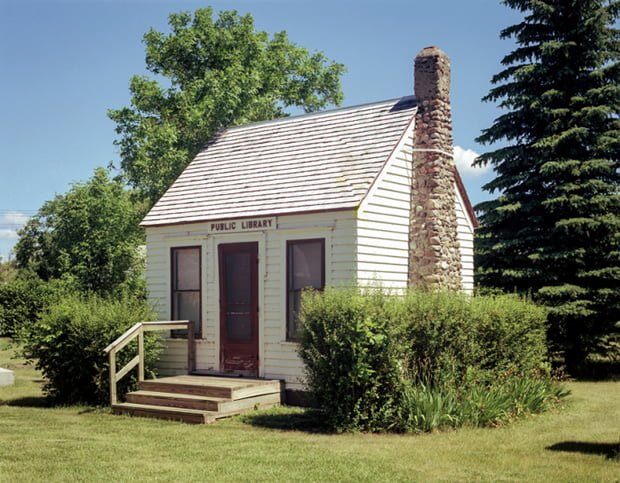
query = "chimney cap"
xmin=414 ymin=46 xmax=451 ymax=102
xmin=416 ymin=46 xmax=448 ymax=59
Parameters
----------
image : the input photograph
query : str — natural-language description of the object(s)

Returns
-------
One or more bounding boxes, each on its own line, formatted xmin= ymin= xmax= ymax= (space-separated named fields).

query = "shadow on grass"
xmin=241 ymin=408 xmax=332 ymax=434
xmin=2 ymin=396 xmax=52 ymax=408
xmin=546 ymin=441 xmax=620 ymax=460
xmin=2 ymin=397 xmax=107 ymax=414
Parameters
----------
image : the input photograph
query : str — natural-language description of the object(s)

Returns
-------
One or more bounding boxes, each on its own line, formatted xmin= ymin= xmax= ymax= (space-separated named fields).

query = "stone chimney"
xmin=408 ymin=46 xmax=462 ymax=290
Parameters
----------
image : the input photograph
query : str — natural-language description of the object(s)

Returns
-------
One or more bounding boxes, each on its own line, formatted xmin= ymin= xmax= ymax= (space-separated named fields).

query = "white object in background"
xmin=0 ymin=367 xmax=15 ymax=386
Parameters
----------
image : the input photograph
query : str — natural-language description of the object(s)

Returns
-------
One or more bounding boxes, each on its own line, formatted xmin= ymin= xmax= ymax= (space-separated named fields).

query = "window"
xmin=286 ymin=239 xmax=325 ymax=340
xmin=171 ymin=246 xmax=201 ymax=338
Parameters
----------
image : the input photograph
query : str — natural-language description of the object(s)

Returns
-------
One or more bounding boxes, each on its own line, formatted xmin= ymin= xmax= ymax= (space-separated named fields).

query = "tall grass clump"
xmin=299 ymin=287 xmax=567 ymax=433
xmin=21 ymin=293 xmax=161 ymax=405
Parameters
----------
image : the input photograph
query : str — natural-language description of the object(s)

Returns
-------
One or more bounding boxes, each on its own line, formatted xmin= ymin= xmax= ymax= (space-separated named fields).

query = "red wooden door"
xmin=218 ymin=242 xmax=259 ymax=376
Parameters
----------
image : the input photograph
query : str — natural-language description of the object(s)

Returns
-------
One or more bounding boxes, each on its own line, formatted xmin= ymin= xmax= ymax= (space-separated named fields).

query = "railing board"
xmin=142 ymin=320 xmax=190 ymax=331
xmin=104 ymin=320 xmax=192 ymax=406
xmin=109 ymin=351 xmax=117 ymax=404
xmin=104 ymin=323 xmax=142 ymax=354
xmin=115 ymin=355 xmax=140 ymax=383
xmin=138 ymin=331 xmax=144 ymax=382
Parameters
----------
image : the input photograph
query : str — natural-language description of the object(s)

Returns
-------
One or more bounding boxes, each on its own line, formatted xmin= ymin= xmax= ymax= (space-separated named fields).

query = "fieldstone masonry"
xmin=409 ymin=46 xmax=462 ymax=290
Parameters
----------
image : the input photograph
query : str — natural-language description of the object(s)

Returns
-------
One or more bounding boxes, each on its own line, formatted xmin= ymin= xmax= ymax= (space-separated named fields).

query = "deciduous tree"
xmin=109 ymin=7 xmax=345 ymax=206
xmin=15 ymin=168 xmax=144 ymax=295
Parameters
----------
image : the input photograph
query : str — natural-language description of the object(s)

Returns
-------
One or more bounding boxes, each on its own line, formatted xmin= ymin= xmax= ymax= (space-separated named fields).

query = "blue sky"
xmin=0 ymin=0 xmax=522 ymax=260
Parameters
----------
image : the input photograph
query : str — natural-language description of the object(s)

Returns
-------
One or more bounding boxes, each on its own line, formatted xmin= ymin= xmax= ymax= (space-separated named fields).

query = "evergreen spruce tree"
xmin=475 ymin=0 xmax=620 ymax=373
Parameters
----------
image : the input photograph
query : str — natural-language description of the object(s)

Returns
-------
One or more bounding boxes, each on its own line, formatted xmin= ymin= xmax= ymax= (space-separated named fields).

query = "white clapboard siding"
xmin=357 ymin=124 xmax=476 ymax=294
xmin=356 ymin=126 xmax=414 ymax=289
xmin=145 ymin=223 xmax=217 ymax=376
xmin=156 ymin=339 xmax=188 ymax=376
xmin=455 ymin=187 xmax=475 ymax=293
xmin=260 ymin=211 xmax=357 ymax=385
xmin=145 ymin=210 xmax=358 ymax=384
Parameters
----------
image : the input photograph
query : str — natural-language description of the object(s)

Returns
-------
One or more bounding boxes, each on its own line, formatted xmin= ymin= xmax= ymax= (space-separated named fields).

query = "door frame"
xmin=213 ymin=235 xmax=264 ymax=376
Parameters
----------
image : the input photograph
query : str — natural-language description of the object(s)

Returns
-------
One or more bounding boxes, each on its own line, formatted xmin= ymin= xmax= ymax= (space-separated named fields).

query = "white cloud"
xmin=453 ymin=146 xmax=490 ymax=177
xmin=0 ymin=211 xmax=30 ymax=241
xmin=0 ymin=229 xmax=18 ymax=240
xmin=2 ymin=211 xmax=30 ymax=226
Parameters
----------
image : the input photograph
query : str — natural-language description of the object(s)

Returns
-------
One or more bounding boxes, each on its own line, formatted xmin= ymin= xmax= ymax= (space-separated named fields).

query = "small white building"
xmin=141 ymin=47 xmax=477 ymax=399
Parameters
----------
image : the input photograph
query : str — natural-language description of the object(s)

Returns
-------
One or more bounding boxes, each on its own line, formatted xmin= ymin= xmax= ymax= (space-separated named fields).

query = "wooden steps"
xmin=112 ymin=375 xmax=282 ymax=424
xmin=113 ymin=402 xmax=218 ymax=424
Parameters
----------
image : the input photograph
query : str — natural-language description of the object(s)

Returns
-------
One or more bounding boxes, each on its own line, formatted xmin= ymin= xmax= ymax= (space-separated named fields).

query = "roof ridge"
xmin=225 ymin=95 xmax=416 ymax=133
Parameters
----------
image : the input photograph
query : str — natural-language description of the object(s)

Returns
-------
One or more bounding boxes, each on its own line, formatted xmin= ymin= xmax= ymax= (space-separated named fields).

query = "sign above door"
xmin=208 ymin=217 xmax=276 ymax=234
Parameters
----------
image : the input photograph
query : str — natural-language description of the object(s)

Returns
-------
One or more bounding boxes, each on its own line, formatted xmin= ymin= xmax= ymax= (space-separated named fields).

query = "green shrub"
xmin=470 ymin=295 xmax=549 ymax=376
xmin=397 ymin=291 xmax=550 ymax=386
xmin=0 ymin=277 xmax=58 ymax=338
xmin=393 ymin=291 xmax=479 ymax=387
xmin=21 ymin=293 xmax=161 ymax=405
xmin=299 ymin=287 xmax=565 ymax=433
xmin=298 ymin=288 xmax=403 ymax=432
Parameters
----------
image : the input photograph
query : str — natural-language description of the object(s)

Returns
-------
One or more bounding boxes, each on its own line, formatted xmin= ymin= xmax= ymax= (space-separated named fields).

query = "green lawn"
xmin=1 ymin=338 xmax=618 ymax=482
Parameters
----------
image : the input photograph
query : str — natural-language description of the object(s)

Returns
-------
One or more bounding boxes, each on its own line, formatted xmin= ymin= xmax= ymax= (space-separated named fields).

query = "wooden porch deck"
xmin=112 ymin=375 xmax=283 ymax=424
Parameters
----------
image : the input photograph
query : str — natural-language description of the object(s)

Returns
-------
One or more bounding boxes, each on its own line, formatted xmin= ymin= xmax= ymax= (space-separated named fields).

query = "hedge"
xmin=298 ymin=287 xmax=565 ymax=433
xmin=21 ymin=293 xmax=161 ymax=405
xmin=0 ymin=278 xmax=57 ymax=338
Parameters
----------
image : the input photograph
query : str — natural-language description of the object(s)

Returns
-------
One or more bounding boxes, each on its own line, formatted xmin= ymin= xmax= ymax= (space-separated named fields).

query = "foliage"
xmin=14 ymin=168 xmax=146 ymax=297
xmin=298 ymin=287 xmax=562 ymax=433
xmin=298 ymin=288 xmax=403 ymax=432
xmin=395 ymin=291 xmax=549 ymax=386
xmin=0 ymin=276 xmax=62 ymax=339
xmin=109 ymin=7 xmax=346 ymax=206
xmin=20 ymin=293 xmax=160 ymax=405
xmin=474 ymin=0 xmax=620 ymax=374
xmin=398 ymin=374 xmax=569 ymax=433
xmin=0 ymin=259 xmax=18 ymax=283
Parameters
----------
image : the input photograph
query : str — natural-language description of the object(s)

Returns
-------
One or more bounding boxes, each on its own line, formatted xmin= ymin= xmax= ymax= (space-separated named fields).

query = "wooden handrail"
xmin=103 ymin=320 xmax=195 ymax=405
xmin=104 ymin=322 xmax=142 ymax=355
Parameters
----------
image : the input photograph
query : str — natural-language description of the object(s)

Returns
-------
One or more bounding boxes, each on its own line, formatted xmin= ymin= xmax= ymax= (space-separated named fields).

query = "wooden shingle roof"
xmin=142 ymin=96 xmax=417 ymax=227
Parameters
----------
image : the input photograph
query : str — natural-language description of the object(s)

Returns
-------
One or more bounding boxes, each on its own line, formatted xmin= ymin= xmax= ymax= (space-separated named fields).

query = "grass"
xmin=1 ymin=337 xmax=618 ymax=482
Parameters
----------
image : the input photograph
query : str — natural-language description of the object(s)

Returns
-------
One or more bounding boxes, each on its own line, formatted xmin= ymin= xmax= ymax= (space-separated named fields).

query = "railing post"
xmin=138 ymin=328 xmax=145 ymax=382
xmin=109 ymin=350 xmax=117 ymax=405
xmin=187 ymin=321 xmax=195 ymax=374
